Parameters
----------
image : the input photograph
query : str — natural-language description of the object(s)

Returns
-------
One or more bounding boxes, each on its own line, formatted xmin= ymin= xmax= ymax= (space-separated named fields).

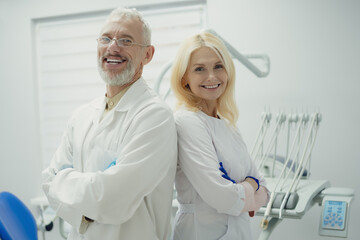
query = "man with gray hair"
xmin=42 ymin=7 xmax=177 ymax=240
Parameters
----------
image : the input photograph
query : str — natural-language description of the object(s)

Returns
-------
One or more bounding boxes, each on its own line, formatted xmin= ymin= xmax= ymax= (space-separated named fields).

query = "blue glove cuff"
xmin=219 ymin=162 xmax=236 ymax=184
xmin=245 ymin=176 xmax=260 ymax=191
xmin=106 ymin=158 xmax=117 ymax=169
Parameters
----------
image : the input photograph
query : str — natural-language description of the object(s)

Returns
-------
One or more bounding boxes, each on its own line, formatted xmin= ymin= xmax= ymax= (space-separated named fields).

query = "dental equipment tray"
xmin=256 ymin=178 xmax=330 ymax=219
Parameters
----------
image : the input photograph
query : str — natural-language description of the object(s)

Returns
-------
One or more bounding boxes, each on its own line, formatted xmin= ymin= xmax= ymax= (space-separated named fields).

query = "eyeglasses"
xmin=97 ymin=36 xmax=149 ymax=47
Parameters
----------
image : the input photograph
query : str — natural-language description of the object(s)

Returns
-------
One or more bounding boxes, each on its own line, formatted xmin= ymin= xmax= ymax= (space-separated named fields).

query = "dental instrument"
xmin=252 ymin=111 xmax=354 ymax=240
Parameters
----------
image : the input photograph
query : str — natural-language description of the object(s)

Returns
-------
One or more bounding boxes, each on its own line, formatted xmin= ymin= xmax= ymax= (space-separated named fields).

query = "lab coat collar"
xmin=113 ymin=77 xmax=147 ymax=112
xmin=93 ymin=77 xmax=147 ymax=112
xmin=89 ymin=77 xmax=148 ymax=137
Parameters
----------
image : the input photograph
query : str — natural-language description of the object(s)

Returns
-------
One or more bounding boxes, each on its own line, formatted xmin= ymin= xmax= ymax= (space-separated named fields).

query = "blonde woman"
xmin=171 ymin=32 xmax=269 ymax=240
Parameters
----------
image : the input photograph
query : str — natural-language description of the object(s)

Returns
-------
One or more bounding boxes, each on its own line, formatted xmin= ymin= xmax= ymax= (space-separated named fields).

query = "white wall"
xmin=0 ymin=0 xmax=359 ymax=239
xmin=207 ymin=0 xmax=360 ymax=239
xmin=0 ymin=0 xmax=194 ymax=239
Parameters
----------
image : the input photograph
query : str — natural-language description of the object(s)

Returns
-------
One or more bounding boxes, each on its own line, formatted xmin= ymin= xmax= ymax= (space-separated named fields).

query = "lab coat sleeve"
xmin=44 ymin=105 xmax=177 ymax=225
xmin=246 ymin=153 xmax=270 ymax=210
xmin=175 ymin=112 xmax=246 ymax=216
xmin=42 ymin=114 xmax=84 ymax=228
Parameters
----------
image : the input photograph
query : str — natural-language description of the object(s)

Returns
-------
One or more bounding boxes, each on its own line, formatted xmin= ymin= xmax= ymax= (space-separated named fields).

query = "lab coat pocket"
xmin=218 ymin=216 xmax=235 ymax=240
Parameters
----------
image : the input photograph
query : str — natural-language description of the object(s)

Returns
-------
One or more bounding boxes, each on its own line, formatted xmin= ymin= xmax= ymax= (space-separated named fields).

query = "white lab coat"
xmin=42 ymin=78 xmax=177 ymax=240
xmin=172 ymin=109 xmax=268 ymax=240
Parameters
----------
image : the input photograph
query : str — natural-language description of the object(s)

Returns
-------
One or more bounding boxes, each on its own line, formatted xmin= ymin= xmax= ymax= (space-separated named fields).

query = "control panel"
xmin=319 ymin=188 xmax=354 ymax=238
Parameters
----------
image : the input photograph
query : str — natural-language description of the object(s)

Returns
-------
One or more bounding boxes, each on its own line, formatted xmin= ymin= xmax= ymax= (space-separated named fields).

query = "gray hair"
xmin=106 ymin=7 xmax=152 ymax=45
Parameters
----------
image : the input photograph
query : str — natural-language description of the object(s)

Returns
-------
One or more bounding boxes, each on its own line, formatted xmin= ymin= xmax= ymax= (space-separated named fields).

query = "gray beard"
xmin=97 ymin=59 xmax=135 ymax=86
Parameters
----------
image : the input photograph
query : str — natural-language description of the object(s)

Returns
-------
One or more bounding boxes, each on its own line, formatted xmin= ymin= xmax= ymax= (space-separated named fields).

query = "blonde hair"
xmin=170 ymin=31 xmax=239 ymax=126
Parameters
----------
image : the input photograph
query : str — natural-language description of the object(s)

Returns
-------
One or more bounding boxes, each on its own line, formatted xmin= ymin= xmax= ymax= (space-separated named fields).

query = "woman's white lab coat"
xmin=42 ymin=78 xmax=177 ymax=240
xmin=172 ymin=109 xmax=268 ymax=240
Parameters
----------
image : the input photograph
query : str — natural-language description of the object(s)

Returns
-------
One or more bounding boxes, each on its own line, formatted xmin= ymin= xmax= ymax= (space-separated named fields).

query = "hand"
xmin=219 ymin=162 xmax=236 ymax=183
xmin=245 ymin=177 xmax=258 ymax=192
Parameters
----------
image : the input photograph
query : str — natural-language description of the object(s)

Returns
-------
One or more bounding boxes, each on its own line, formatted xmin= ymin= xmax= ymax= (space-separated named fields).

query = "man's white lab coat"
xmin=42 ymin=78 xmax=177 ymax=240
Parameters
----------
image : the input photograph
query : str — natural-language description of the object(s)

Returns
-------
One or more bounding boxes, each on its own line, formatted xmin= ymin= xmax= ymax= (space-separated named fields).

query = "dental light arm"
xmin=204 ymin=29 xmax=270 ymax=78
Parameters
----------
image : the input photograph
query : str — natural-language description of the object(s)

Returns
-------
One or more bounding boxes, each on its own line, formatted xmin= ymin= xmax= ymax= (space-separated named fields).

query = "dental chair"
xmin=0 ymin=191 xmax=38 ymax=240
